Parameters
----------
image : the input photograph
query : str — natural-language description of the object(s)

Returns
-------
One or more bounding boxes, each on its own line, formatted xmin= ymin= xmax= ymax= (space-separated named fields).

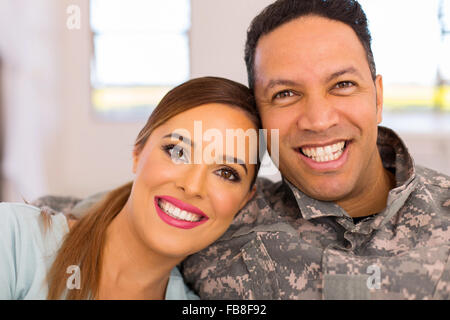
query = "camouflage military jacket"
xmin=181 ymin=127 xmax=450 ymax=299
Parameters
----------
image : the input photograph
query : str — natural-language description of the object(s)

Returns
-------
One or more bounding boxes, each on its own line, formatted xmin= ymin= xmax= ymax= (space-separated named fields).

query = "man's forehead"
xmin=253 ymin=16 xmax=370 ymax=88
xmin=259 ymin=15 xmax=359 ymax=44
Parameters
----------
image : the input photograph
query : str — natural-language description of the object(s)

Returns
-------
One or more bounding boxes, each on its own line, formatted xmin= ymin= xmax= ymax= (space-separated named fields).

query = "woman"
xmin=0 ymin=77 xmax=261 ymax=299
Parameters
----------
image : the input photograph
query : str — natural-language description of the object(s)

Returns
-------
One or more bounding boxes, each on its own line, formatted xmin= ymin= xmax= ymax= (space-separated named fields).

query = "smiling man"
xmin=253 ymin=15 xmax=392 ymax=218
xmin=182 ymin=0 xmax=450 ymax=299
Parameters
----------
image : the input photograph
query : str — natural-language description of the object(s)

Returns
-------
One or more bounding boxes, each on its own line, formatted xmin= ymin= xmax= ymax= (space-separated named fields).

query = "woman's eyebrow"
xmin=162 ymin=133 xmax=194 ymax=147
xmin=223 ymin=155 xmax=248 ymax=175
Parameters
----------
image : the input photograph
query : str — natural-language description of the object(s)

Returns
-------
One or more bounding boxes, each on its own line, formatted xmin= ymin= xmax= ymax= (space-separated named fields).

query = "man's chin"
xmin=290 ymin=178 xmax=353 ymax=202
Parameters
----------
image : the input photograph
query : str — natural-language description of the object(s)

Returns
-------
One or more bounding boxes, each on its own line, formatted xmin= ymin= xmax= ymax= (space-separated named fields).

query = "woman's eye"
xmin=162 ymin=144 xmax=189 ymax=163
xmin=274 ymin=90 xmax=295 ymax=100
xmin=215 ymin=168 xmax=240 ymax=182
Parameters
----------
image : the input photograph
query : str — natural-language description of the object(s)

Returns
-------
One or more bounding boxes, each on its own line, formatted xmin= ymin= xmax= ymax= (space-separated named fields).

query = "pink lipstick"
xmin=154 ymin=196 xmax=209 ymax=229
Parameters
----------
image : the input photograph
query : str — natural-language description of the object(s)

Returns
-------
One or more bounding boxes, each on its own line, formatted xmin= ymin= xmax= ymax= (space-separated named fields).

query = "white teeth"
xmin=316 ymin=147 xmax=324 ymax=156
xmin=301 ymin=141 xmax=346 ymax=163
xmin=158 ymin=199 xmax=202 ymax=222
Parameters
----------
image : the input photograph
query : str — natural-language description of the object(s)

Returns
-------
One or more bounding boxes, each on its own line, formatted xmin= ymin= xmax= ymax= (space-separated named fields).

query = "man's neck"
xmin=337 ymin=163 xmax=396 ymax=218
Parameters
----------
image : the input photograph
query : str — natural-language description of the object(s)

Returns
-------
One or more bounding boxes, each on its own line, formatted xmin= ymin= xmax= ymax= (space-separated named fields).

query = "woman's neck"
xmin=96 ymin=204 xmax=183 ymax=300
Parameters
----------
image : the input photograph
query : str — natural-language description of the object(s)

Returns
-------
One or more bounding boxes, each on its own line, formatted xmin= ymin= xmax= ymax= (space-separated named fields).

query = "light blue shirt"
xmin=0 ymin=202 xmax=199 ymax=300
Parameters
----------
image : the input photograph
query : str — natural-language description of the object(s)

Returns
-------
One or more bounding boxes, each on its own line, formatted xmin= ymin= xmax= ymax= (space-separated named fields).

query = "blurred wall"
xmin=0 ymin=0 xmax=274 ymax=201
xmin=0 ymin=0 xmax=448 ymax=202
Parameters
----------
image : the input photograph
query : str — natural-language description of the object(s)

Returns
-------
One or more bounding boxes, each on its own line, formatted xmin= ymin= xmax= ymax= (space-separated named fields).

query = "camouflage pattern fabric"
xmin=31 ymin=195 xmax=82 ymax=219
xmin=31 ymin=126 xmax=450 ymax=299
xmin=181 ymin=126 xmax=450 ymax=299
xmin=32 ymin=192 xmax=106 ymax=219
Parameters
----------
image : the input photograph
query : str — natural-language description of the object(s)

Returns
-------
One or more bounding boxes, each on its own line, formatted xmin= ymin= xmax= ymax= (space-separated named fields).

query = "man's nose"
xmin=175 ymin=165 xmax=207 ymax=199
xmin=296 ymin=93 xmax=339 ymax=133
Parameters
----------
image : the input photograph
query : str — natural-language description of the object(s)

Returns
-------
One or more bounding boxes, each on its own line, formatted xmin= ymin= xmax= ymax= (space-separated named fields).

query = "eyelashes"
xmin=273 ymin=90 xmax=295 ymax=100
xmin=272 ymin=90 xmax=296 ymax=101
xmin=161 ymin=143 xmax=242 ymax=183
xmin=161 ymin=143 xmax=189 ymax=163
xmin=215 ymin=167 xmax=241 ymax=183
xmin=271 ymin=81 xmax=358 ymax=101
xmin=333 ymin=81 xmax=356 ymax=89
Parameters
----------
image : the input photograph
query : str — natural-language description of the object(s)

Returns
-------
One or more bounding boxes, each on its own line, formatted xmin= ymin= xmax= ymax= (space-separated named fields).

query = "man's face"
xmin=253 ymin=15 xmax=383 ymax=202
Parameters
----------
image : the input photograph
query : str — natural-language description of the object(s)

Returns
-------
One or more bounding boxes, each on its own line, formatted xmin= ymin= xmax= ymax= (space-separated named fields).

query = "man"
xmin=181 ymin=0 xmax=450 ymax=299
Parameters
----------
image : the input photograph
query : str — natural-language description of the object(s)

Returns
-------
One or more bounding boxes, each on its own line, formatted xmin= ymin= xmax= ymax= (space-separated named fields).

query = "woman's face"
xmin=127 ymin=103 xmax=258 ymax=258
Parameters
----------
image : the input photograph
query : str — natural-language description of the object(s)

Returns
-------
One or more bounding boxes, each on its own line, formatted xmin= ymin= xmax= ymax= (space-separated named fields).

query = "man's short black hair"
xmin=244 ymin=0 xmax=376 ymax=90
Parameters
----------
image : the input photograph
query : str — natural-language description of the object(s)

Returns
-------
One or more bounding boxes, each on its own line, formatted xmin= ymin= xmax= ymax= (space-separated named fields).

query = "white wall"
xmin=0 ymin=0 xmax=275 ymax=201
xmin=0 ymin=0 xmax=145 ymax=201
xmin=0 ymin=0 xmax=448 ymax=202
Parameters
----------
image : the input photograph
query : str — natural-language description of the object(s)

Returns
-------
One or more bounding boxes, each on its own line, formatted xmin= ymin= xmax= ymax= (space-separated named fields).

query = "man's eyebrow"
xmin=264 ymin=79 xmax=300 ymax=96
xmin=223 ymin=155 xmax=248 ymax=175
xmin=325 ymin=67 xmax=363 ymax=83
xmin=162 ymin=133 xmax=194 ymax=147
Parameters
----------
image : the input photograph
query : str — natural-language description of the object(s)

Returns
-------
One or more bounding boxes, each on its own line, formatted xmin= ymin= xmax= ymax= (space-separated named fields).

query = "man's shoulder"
xmin=243 ymin=177 xmax=285 ymax=210
xmin=404 ymin=165 xmax=450 ymax=233
xmin=214 ymin=177 xmax=298 ymax=241
xmin=234 ymin=177 xmax=289 ymax=219
xmin=414 ymin=165 xmax=450 ymax=208
xmin=415 ymin=165 xmax=450 ymax=190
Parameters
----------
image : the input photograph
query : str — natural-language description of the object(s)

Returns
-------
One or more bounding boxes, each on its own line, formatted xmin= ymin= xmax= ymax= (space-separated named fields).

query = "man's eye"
xmin=335 ymin=81 xmax=355 ymax=89
xmin=274 ymin=90 xmax=295 ymax=99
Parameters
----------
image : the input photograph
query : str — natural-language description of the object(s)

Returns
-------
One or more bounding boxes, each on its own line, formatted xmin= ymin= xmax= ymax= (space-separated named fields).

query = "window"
xmin=90 ymin=0 xmax=190 ymax=120
xmin=359 ymin=0 xmax=450 ymax=111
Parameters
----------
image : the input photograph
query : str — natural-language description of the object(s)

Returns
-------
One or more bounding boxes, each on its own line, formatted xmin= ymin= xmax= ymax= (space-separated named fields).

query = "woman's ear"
xmin=248 ymin=184 xmax=257 ymax=201
xmin=132 ymin=149 xmax=140 ymax=174
xmin=239 ymin=184 xmax=257 ymax=212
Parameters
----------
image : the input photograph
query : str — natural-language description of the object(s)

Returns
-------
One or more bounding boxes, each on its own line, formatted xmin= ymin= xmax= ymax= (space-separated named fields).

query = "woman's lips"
xmin=154 ymin=196 xmax=209 ymax=229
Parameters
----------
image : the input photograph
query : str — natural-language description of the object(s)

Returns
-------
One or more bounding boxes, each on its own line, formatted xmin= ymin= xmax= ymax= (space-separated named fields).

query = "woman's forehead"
xmin=152 ymin=104 xmax=257 ymax=139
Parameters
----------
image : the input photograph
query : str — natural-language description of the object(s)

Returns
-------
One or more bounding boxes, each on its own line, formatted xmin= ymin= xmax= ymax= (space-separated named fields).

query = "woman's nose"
xmin=175 ymin=165 xmax=207 ymax=199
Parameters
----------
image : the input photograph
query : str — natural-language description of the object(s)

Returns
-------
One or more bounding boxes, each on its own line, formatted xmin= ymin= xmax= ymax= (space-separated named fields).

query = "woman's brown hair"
xmin=45 ymin=77 xmax=261 ymax=299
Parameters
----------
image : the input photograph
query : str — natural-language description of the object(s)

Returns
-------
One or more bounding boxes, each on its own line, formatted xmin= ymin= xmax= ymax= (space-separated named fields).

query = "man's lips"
xmin=294 ymin=140 xmax=351 ymax=171
xmin=297 ymin=138 xmax=350 ymax=150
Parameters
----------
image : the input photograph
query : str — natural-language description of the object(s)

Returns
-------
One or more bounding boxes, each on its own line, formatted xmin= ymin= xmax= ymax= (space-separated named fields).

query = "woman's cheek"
xmin=139 ymin=156 xmax=180 ymax=186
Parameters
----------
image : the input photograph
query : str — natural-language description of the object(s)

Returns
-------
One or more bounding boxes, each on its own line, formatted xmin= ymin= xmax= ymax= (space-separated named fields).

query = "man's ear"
xmin=375 ymin=75 xmax=384 ymax=125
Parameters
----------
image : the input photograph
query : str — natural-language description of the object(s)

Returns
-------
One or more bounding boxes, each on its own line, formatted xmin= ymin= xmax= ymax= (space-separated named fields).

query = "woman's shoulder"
xmin=0 ymin=202 xmax=68 ymax=237
xmin=0 ymin=202 xmax=69 ymax=299
xmin=165 ymin=266 xmax=200 ymax=300
xmin=0 ymin=202 xmax=42 ymax=236
xmin=0 ymin=201 xmax=41 ymax=217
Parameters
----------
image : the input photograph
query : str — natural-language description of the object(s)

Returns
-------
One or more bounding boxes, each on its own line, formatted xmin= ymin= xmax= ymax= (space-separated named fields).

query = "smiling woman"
xmin=0 ymin=77 xmax=261 ymax=300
